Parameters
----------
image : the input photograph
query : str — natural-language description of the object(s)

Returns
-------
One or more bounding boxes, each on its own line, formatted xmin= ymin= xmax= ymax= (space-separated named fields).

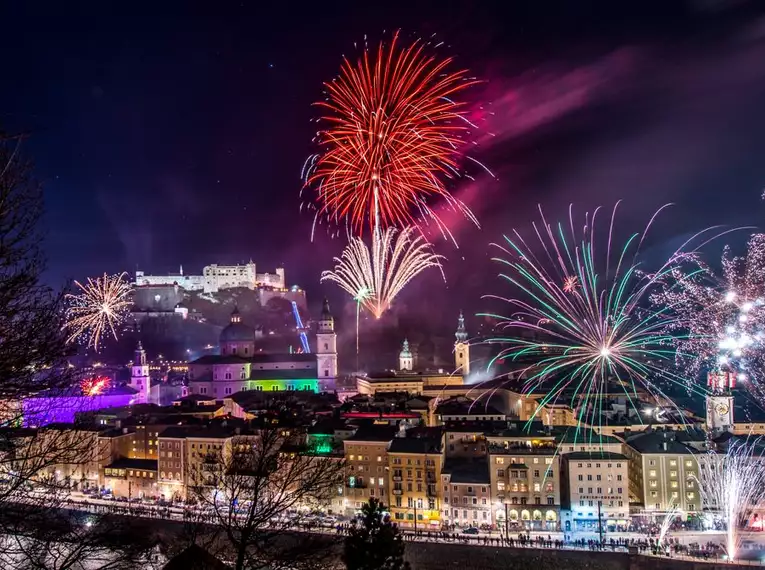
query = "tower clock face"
xmin=715 ymin=403 xmax=729 ymax=416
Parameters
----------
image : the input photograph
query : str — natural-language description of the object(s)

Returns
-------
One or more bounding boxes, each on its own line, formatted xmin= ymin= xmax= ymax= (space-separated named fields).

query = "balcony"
xmin=393 ymin=476 xmax=402 ymax=482
xmin=393 ymin=489 xmax=403 ymax=496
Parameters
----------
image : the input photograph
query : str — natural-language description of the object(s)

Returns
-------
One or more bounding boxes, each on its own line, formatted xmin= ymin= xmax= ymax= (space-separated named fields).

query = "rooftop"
xmin=344 ymin=426 xmax=397 ymax=443
xmin=442 ymin=459 xmax=490 ymax=484
xmin=437 ymin=397 xmax=504 ymax=417
xmin=623 ymin=430 xmax=696 ymax=455
xmin=389 ymin=436 xmax=442 ymax=455
xmin=105 ymin=458 xmax=158 ymax=471
xmin=565 ymin=452 xmax=628 ymax=461
xmin=190 ymin=353 xmax=317 ymax=366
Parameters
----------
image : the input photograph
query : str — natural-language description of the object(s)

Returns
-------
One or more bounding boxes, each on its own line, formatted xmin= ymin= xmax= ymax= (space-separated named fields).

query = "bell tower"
xmin=706 ymin=371 xmax=735 ymax=433
xmin=129 ymin=341 xmax=151 ymax=404
xmin=316 ymin=299 xmax=337 ymax=391
xmin=399 ymin=339 xmax=413 ymax=371
xmin=454 ymin=311 xmax=470 ymax=376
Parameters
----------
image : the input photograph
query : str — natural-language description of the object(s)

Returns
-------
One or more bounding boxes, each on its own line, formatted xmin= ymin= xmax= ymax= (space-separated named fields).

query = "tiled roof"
xmin=105 ymin=458 xmax=158 ymax=471
xmin=624 ymin=431 xmax=695 ymax=455
xmin=344 ymin=426 xmax=397 ymax=442
xmin=564 ymin=452 xmax=628 ymax=461
xmin=388 ymin=436 xmax=442 ymax=454
xmin=442 ymin=459 xmax=490 ymax=484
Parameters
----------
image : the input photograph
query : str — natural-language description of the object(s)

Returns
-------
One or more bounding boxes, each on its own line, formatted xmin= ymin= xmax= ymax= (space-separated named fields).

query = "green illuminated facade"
xmin=245 ymin=379 xmax=319 ymax=393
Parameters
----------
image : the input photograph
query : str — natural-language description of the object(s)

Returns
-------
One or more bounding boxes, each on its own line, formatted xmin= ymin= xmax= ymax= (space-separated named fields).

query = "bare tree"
xmin=186 ymin=428 xmax=345 ymax=570
xmin=0 ymin=504 xmax=161 ymax=570
xmin=0 ymin=133 xmax=158 ymax=567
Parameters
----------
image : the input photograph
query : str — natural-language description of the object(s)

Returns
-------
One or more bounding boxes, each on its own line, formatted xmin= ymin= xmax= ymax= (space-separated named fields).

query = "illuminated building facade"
xmin=342 ymin=428 xmax=395 ymax=517
xmin=561 ymin=452 xmax=630 ymax=533
xmin=441 ymin=459 xmax=492 ymax=528
xmin=134 ymin=262 xmax=286 ymax=293
xmin=186 ymin=305 xmax=337 ymax=397
xmin=622 ymin=430 xmax=700 ymax=516
xmin=388 ymin=434 xmax=444 ymax=528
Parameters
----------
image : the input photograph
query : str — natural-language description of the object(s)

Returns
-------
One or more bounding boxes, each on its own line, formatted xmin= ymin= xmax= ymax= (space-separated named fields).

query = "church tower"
xmin=706 ymin=371 xmax=735 ymax=433
xmin=129 ymin=341 xmax=151 ymax=404
xmin=316 ymin=299 xmax=337 ymax=391
xmin=399 ymin=339 xmax=413 ymax=371
xmin=454 ymin=311 xmax=470 ymax=376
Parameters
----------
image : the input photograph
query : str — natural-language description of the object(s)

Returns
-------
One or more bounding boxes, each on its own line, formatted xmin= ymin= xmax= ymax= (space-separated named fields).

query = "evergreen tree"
xmin=343 ymin=498 xmax=408 ymax=570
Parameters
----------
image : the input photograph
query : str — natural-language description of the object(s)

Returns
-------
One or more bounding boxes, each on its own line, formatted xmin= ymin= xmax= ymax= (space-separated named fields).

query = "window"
xmin=534 ymin=470 xmax=540 ymax=478
xmin=578 ymin=475 xmax=583 ymax=481
xmin=534 ymin=483 xmax=541 ymax=492
xmin=616 ymin=474 xmax=622 ymax=481
xmin=496 ymin=457 xmax=505 ymax=465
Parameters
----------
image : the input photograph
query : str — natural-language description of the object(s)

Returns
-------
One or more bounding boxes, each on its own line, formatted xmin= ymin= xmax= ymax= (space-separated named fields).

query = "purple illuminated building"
xmin=23 ymin=385 xmax=138 ymax=426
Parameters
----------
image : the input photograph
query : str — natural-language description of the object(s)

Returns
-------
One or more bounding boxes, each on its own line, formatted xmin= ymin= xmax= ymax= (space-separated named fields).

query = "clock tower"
xmin=706 ymin=371 xmax=734 ymax=433
xmin=315 ymin=298 xmax=337 ymax=392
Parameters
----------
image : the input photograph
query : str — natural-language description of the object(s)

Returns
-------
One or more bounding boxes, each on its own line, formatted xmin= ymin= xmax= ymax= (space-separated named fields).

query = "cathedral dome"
xmin=220 ymin=322 xmax=255 ymax=343
xmin=220 ymin=307 xmax=256 ymax=343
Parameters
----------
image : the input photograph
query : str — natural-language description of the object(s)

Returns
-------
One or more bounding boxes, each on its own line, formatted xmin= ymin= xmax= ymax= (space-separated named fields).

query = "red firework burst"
xmin=81 ymin=376 xmax=110 ymax=396
xmin=305 ymin=33 xmax=479 ymax=235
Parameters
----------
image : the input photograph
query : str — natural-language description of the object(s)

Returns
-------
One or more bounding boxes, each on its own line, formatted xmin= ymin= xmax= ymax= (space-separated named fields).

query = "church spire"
xmin=321 ymin=298 xmax=332 ymax=320
xmin=455 ymin=311 xmax=468 ymax=343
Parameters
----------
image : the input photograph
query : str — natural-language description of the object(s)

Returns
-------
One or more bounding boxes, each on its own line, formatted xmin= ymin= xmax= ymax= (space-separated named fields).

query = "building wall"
xmin=563 ymin=458 xmax=629 ymax=532
xmin=102 ymin=466 xmax=159 ymax=498
xmin=488 ymin=452 xmax=561 ymax=529
xmin=388 ymin=451 xmax=443 ymax=528
xmin=639 ymin=453 xmax=699 ymax=514
xmin=158 ymin=436 xmax=186 ymax=500
xmin=343 ymin=441 xmax=389 ymax=515
xmin=441 ymin=479 xmax=492 ymax=527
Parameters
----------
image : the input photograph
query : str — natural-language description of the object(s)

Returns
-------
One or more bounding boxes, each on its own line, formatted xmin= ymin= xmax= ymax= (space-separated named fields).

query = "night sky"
xmin=3 ymin=0 xmax=765 ymax=326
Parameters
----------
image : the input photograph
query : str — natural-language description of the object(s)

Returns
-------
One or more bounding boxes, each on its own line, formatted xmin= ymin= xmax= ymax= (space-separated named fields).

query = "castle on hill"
xmin=135 ymin=261 xmax=285 ymax=293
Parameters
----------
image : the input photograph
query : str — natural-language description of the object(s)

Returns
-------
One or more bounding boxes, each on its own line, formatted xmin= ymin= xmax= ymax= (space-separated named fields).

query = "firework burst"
xmin=64 ymin=273 xmax=133 ymax=352
xmin=304 ymin=32 xmax=482 ymax=239
xmin=80 ymin=376 xmax=111 ymax=396
xmin=321 ymin=227 xmax=443 ymax=319
xmin=653 ymin=234 xmax=765 ymax=401
xmin=483 ymin=203 xmax=704 ymax=428
xmin=695 ymin=439 xmax=765 ymax=561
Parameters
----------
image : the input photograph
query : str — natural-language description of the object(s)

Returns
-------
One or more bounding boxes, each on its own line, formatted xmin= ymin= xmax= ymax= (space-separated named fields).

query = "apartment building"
xmin=157 ymin=426 xmax=189 ymax=501
xmin=342 ymin=427 xmax=395 ymax=516
xmin=388 ymin=433 xmax=444 ymax=528
xmin=622 ymin=429 xmax=700 ymax=516
xmin=487 ymin=445 xmax=561 ymax=530
xmin=561 ymin=452 xmax=630 ymax=533
xmin=441 ymin=459 xmax=492 ymax=528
